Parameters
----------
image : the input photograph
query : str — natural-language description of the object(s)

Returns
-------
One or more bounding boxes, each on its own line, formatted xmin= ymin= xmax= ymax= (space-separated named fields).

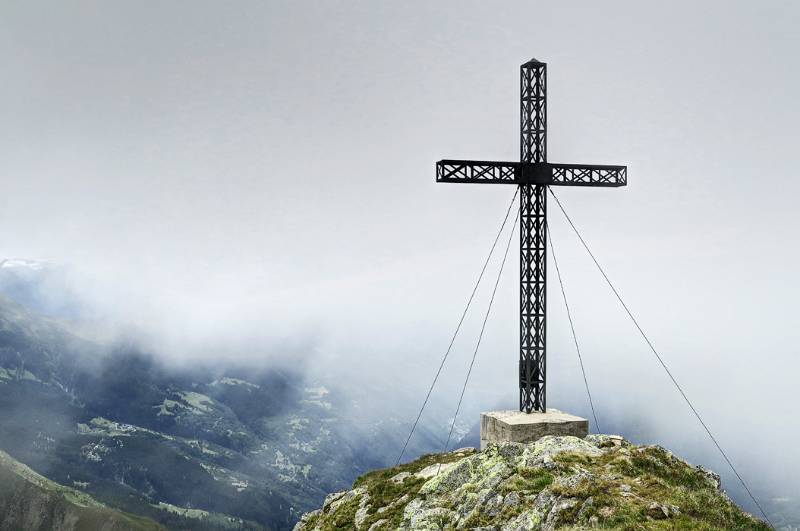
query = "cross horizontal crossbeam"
xmin=436 ymin=160 xmax=626 ymax=187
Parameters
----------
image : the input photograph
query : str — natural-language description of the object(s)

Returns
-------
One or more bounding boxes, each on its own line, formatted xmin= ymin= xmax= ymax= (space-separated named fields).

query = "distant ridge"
xmin=0 ymin=448 xmax=163 ymax=531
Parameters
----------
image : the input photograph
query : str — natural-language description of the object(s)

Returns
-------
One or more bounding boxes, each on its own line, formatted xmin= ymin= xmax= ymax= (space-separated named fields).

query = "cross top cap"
xmin=522 ymin=57 xmax=546 ymax=66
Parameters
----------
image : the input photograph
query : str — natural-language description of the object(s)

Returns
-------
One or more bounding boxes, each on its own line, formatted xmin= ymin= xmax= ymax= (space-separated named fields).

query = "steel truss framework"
xmin=436 ymin=58 xmax=628 ymax=413
xmin=436 ymin=161 xmax=626 ymax=187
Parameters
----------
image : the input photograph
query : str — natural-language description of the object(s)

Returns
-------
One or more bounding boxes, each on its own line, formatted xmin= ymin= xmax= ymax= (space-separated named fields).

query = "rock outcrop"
xmin=294 ymin=435 xmax=768 ymax=530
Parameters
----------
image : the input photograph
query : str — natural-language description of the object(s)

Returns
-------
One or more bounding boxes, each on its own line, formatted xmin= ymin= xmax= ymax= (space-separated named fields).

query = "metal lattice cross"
xmin=436 ymin=58 xmax=628 ymax=413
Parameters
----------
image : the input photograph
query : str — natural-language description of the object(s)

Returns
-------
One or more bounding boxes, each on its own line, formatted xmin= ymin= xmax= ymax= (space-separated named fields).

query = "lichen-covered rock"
xmin=366 ymin=519 xmax=386 ymax=531
xmin=390 ymin=471 xmax=412 ymax=483
xmin=697 ymin=464 xmax=723 ymax=491
xmin=293 ymin=509 xmax=321 ymax=531
xmin=321 ymin=490 xmax=347 ymax=511
xmin=501 ymin=503 xmax=545 ymax=531
xmin=517 ymin=435 xmax=602 ymax=469
xmin=354 ymin=492 xmax=371 ymax=529
xmin=416 ymin=461 xmax=460 ymax=482
xmin=294 ymin=435 xmax=768 ymax=530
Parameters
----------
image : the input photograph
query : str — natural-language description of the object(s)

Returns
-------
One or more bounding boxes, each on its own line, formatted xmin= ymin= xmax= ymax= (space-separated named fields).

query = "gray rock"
xmin=367 ymin=519 xmax=388 ymax=531
xmin=456 ymin=487 xmax=500 ymax=525
xmin=503 ymin=491 xmax=521 ymax=507
xmin=495 ymin=442 xmax=526 ymax=460
xmin=292 ymin=509 xmax=321 ymax=531
xmin=482 ymin=461 xmax=513 ymax=491
xmin=327 ymin=487 xmax=366 ymax=514
xmin=542 ymin=497 xmax=579 ymax=530
xmin=415 ymin=461 xmax=458 ymax=480
xmin=322 ymin=490 xmax=347 ymax=511
xmin=452 ymin=490 xmax=480 ymax=521
xmin=554 ymin=470 xmax=593 ymax=491
xmin=452 ymin=447 xmax=476 ymax=454
xmin=355 ymin=492 xmax=371 ymax=529
xmin=647 ymin=502 xmax=680 ymax=519
xmin=585 ymin=434 xmax=627 ymax=449
xmin=483 ymin=493 xmax=504 ymax=518
xmin=390 ymin=471 xmax=412 ymax=484
xmin=402 ymin=498 xmax=424 ymax=521
xmin=647 ymin=501 xmax=670 ymax=519
xmin=532 ymin=490 xmax=556 ymax=511
xmin=696 ymin=465 xmax=722 ymax=491
xmin=517 ymin=435 xmax=602 ymax=469
xmin=407 ymin=506 xmax=459 ymax=530
xmin=501 ymin=507 xmax=545 ymax=531
xmin=419 ymin=452 xmax=512 ymax=496
xmin=377 ymin=493 xmax=410 ymax=515
xmin=576 ymin=496 xmax=594 ymax=522
xmin=355 ymin=506 xmax=370 ymax=529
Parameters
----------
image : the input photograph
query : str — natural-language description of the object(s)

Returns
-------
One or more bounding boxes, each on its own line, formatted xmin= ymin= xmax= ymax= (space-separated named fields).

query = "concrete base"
xmin=480 ymin=409 xmax=588 ymax=450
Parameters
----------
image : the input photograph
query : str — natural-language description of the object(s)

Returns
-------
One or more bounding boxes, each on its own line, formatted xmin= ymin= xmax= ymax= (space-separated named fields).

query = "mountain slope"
xmin=0 ymin=293 xmax=441 ymax=530
xmin=0 ymin=448 xmax=163 ymax=531
xmin=295 ymin=435 xmax=767 ymax=530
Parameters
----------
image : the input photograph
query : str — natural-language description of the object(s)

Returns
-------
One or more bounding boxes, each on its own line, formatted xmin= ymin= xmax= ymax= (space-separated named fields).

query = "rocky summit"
xmin=294 ymin=434 xmax=768 ymax=530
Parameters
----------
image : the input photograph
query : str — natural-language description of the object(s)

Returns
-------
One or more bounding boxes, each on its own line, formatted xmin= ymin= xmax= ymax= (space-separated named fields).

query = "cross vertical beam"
xmin=520 ymin=59 xmax=547 ymax=412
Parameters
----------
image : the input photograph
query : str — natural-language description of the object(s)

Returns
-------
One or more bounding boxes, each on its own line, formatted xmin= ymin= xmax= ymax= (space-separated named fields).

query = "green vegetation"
xmin=354 ymin=450 xmax=473 ymax=489
xmin=546 ymin=446 xmax=769 ymax=530
xmin=301 ymin=450 xmax=474 ymax=531
xmin=500 ymin=467 xmax=554 ymax=495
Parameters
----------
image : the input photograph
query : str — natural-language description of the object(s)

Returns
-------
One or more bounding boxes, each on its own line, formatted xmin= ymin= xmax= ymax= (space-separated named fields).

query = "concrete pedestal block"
xmin=480 ymin=409 xmax=588 ymax=450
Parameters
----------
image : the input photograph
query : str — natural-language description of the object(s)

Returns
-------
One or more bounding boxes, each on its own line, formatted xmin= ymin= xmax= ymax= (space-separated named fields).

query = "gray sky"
xmin=2 ymin=0 xmax=799 ymax=517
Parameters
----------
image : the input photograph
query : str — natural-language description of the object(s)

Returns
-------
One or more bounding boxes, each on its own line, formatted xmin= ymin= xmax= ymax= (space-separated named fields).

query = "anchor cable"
xmin=548 ymin=188 xmax=774 ymax=529
xmin=546 ymin=221 xmax=601 ymax=433
xmin=396 ymin=188 xmax=519 ymax=465
xmin=438 ymin=203 xmax=519 ymax=469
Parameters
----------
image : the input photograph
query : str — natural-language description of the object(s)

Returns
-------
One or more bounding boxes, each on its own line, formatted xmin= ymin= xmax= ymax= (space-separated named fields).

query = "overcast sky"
xmin=2 ymin=0 xmax=799 ymax=518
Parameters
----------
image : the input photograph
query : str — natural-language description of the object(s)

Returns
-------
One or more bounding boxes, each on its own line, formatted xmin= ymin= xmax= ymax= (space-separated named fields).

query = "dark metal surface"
xmin=435 ymin=58 xmax=627 ymax=413
xmin=436 ymin=161 xmax=626 ymax=187
xmin=437 ymin=160 xmax=519 ymax=183
xmin=519 ymin=59 xmax=548 ymax=413
xmin=519 ymin=181 xmax=547 ymax=412
xmin=549 ymin=164 xmax=627 ymax=187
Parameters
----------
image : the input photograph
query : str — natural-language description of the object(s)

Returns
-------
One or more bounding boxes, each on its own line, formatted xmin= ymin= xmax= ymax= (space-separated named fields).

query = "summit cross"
xmin=436 ymin=58 xmax=628 ymax=413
